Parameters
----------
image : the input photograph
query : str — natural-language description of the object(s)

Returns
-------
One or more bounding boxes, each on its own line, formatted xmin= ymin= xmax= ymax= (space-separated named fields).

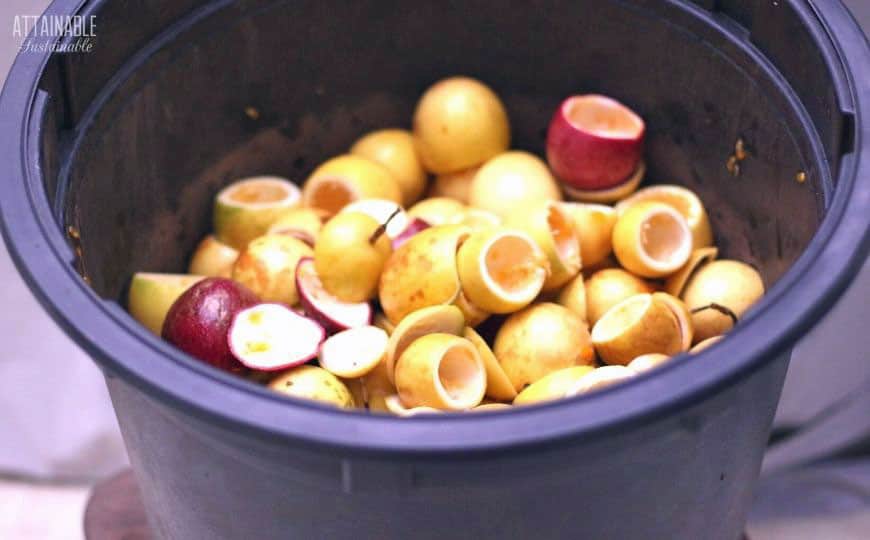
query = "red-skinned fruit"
xmin=296 ymin=257 xmax=372 ymax=334
xmin=161 ymin=277 xmax=260 ymax=373
xmin=546 ymin=94 xmax=645 ymax=191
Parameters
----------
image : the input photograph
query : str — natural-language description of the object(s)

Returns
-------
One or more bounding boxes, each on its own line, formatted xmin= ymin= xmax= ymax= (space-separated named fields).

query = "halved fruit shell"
xmin=547 ymin=94 xmax=645 ymax=191
xmin=302 ymin=154 xmax=402 ymax=216
xmin=652 ymin=292 xmax=694 ymax=351
xmin=506 ymin=202 xmax=582 ymax=291
xmin=562 ymin=162 xmax=645 ymax=204
xmin=385 ymin=305 xmax=466 ymax=385
xmin=341 ymin=198 xmax=409 ymax=239
xmin=456 ymin=228 xmax=548 ymax=313
xmin=318 ymin=325 xmax=388 ymax=378
xmin=591 ymin=293 xmax=682 ymax=365
xmin=229 ymin=303 xmax=325 ymax=371
xmin=558 ymin=202 xmax=617 ymax=268
xmin=464 ymin=327 xmax=516 ymax=401
xmin=296 ymin=257 xmax=371 ymax=333
xmin=127 ymin=273 xmax=205 ymax=335
xmin=664 ymin=246 xmax=719 ymax=297
xmin=612 ymin=200 xmax=693 ymax=278
xmin=213 ymin=176 xmax=302 ymax=250
xmin=615 ymin=184 xmax=714 ymax=249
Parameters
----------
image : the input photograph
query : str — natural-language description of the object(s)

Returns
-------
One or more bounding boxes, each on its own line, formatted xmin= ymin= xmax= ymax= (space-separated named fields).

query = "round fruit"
xmin=513 ymin=365 xmax=595 ymax=405
xmin=314 ymin=212 xmax=392 ymax=302
xmin=664 ymin=247 xmax=719 ymax=297
xmin=612 ymin=200 xmax=693 ymax=278
xmin=566 ymin=365 xmax=636 ymax=395
xmin=267 ymin=207 xmax=324 ymax=240
xmin=228 ymin=303 xmax=324 ymax=371
xmin=407 ymin=197 xmax=466 ymax=226
xmin=430 ymin=166 xmax=479 ymax=203
xmin=319 ymin=326 xmax=389 ymax=378
xmin=213 ymin=176 xmax=302 ymax=250
xmin=340 ymin=198 xmax=409 ymax=239
xmin=559 ymin=202 xmax=616 ymax=268
xmin=232 ymin=234 xmax=313 ymax=305
xmin=562 ymin=162 xmax=645 ymax=204
xmin=494 ymin=303 xmax=596 ymax=392
xmin=464 ymin=327 xmax=516 ymax=402
xmin=379 ymin=224 xmax=471 ymax=324
xmin=469 ymin=151 xmax=562 ymax=219
xmin=681 ymin=260 xmax=764 ymax=343
xmin=188 ymin=235 xmax=239 ymax=278
xmin=385 ymin=305 xmax=466 ymax=385
xmin=627 ymin=353 xmax=671 ymax=373
xmin=413 ymin=76 xmax=510 ymax=174
xmin=268 ymin=365 xmax=354 ymax=408
xmin=585 ymin=268 xmax=655 ymax=325
xmin=591 ymin=293 xmax=682 ymax=365
xmin=302 ymin=154 xmax=402 ymax=216
xmin=128 ymin=273 xmax=205 ymax=335
xmin=456 ymin=228 xmax=547 ymax=313
xmin=161 ymin=278 xmax=259 ymax=373
xmin=507 ymin=201 xmax=581 ymax=290
xmin=615 ymin=184 xmax=714 ymax=249
xmin=556 ymin=273 xmax=587 ymax=322
xmin=394 ymin=333 xmax=486 ymax=410
xmin=350 ymin=129 xmax=427 ymax=205
xmin=295 ymin=257 xmax=372 ymax=333
xmin=546 ymin=94 xmax=644 ymax=190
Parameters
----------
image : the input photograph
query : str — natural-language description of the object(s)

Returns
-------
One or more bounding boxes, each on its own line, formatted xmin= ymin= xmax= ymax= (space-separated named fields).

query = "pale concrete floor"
xmin=0 ymin=477 xmax=89 ymax=540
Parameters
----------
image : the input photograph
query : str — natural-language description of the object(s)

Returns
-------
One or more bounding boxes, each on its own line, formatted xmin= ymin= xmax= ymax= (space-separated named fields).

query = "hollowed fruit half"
xmin=457 ymin=228 xmax=547 ymax=314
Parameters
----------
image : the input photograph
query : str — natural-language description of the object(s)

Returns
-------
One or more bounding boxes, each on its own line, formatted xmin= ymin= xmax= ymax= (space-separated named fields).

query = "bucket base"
xmin=84 ymin=470 xmax=150 ymax=540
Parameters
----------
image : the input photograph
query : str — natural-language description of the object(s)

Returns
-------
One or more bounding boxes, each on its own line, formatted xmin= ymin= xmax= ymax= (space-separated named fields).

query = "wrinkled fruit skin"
xmin=162 ymin=277 xmax=259 ymax=373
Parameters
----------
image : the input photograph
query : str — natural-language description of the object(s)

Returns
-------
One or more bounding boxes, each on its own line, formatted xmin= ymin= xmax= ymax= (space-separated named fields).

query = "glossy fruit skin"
xmin=232 ymin=234 xmax=313 ymax=305
xmin=469 ymin=151 xmax=562 ymax=219
xmin=268 ymin=365 xmax=354 ymax=408
xmin=314 ymin=212 xmax=392 ymax=302
xmin=681 ymin=260 xmax=764 ymax=343
xmin=161 ymin=278 xmax=259 ymax=373
xmin=379 ymin=224 xmax=470 ymax=324
xmin=494 ymin=303 xmax=596 ymax=392
xmin=585 ymin=268 xmax=655 ymax=325
xmin=546 ymin=95 xmax=644 ymax=190
xmin=350 ymin=129 xmax=427 ymax=206
xmin=188 ymin=235 xmax=239 ymax=278
xmin=413 ymin=77 xmax=510 ymax=174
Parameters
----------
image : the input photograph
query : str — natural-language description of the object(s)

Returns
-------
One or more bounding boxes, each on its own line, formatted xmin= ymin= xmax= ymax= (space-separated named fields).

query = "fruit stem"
xmin=369 ymin=207 xmax=402 ymax=244
xmin=690 ymin=302 xmax=738 ymax=325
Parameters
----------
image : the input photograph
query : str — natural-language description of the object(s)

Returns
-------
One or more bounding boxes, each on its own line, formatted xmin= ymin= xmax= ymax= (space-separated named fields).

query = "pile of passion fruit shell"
xmin=127 ymin=76 xmax=765 ymax=414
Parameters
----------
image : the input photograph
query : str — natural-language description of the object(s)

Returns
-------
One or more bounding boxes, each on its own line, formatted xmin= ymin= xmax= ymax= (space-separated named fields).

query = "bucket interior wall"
xmin=42 ymin=0 xmax=828 ymax=301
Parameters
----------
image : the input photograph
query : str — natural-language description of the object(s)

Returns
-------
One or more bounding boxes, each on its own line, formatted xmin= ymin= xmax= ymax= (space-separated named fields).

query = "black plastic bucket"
xmin=2 ymin=1 xmax=869 ymax=538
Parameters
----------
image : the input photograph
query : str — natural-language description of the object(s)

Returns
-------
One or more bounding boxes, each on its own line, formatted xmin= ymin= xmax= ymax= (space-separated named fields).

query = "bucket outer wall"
xmin=107 ymin=352 xmax=789 ymax=540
